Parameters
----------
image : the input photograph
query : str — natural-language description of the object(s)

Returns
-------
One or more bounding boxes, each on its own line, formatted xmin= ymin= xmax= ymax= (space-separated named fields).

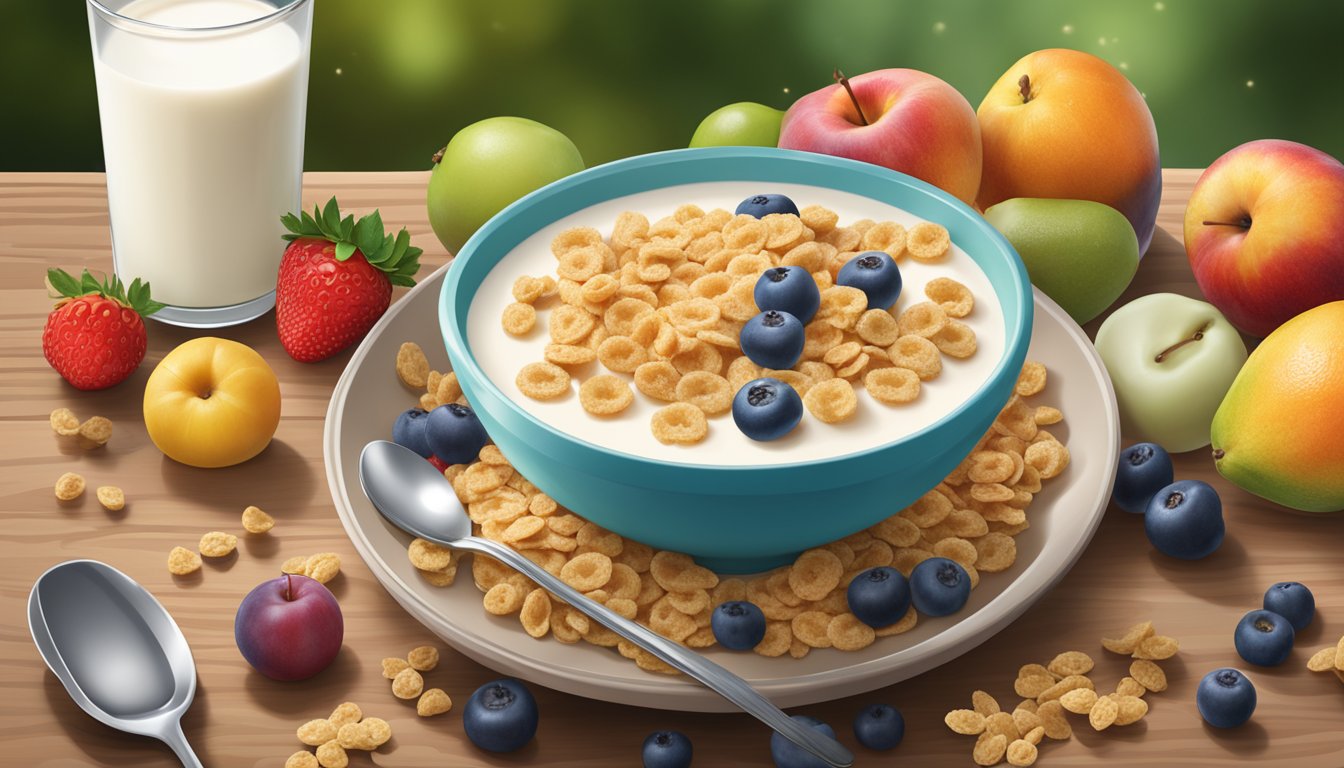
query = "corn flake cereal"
xmin=50 ymin=407 xmax=82 ymax=436
xmin=78 ymin=415 xmax=114 ymax=446
xmin=803 ymin=378 xmax=857 ymax=423
xmin=675 ymin=371 xmax=732 ymax=416
xmin=907 ymin=221 xmax=950 ymax=261
xmin=286 ymin=751 xmax=319 ymax=768
xmin=580 ymin=374 xmax=635 ymax=416
xmin=407 ymin=645 xmax=439 ymax=672
xmin=315 ymin=740 xmax=347 ymax=768
xmin=304 ymin=552 xmax=341 ymax=584
xmin=199 ymin=531 xmax=237 ymax=558
xmin=54 ymin=472 xmax=85 ymax=501
xmin=242 ymin=505 xmax=274 ymax=533
xmin=650 ymin=402 xmax=708 ymax=445
xmin=417 ymin=688 xmax=452 ymax=717
xmin=298 ymin=719 xmax=337 ymax=746
xmin=888 ymin=335 xmax=942 ymax=380
xmin=396 ymin=342 xmax=430 ymax=388
xmin=865 ymin=367 xmax=920 ymax=405
xmin=517 ymin=361 xmax=571 ymax=400
xmin=167 ymin=546 xmax=201 ymax=576
xmin=1006 ymin=739 xmax=1038 ymax=767
xmin=391 ymin=667 xmax=423 ymax=699
xmin=96 ymin=486 xmax=125 ymax=512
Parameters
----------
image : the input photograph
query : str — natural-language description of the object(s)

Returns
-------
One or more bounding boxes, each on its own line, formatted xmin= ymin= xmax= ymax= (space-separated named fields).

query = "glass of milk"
xmin=87 ymin=0 xmax=313 ymax=327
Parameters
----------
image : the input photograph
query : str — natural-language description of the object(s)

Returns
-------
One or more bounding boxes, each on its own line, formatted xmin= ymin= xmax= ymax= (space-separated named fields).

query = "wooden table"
xmin=2 ymin=171 xmax=1341 ymax=768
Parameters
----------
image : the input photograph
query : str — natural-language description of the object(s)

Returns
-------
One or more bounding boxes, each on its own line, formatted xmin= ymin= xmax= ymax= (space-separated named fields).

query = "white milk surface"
xmin=93 ymin=0 xmax=308 ymax=308
xmin=466 ymin=182 xmax=1006 ymax=467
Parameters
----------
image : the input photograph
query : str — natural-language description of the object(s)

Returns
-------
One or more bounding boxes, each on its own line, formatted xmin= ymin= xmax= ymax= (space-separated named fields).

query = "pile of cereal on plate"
xmin=502 ymin=193 xmax=983 ymax=444
xmin=394 ymin=338 xmax=1068 ymax=675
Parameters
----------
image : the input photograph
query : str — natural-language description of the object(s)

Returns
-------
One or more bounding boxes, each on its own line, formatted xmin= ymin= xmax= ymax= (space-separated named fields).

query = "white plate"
xmin=324 ymin=262 xmax=1119 ymax=712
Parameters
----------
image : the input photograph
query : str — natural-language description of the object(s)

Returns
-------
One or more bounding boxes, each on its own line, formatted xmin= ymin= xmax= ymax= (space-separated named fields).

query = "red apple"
xmin=778 ymin=69 xmax=982 ymax=205
xmin=235 ymin=574 xmax=343 ymax=681
xmin=1184 ymin=139 xmax=1344 ymax=337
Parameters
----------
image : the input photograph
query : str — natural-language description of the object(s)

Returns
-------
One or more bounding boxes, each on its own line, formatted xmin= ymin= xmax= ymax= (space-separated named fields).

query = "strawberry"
xmin=42 ymin=269 xmax=164 ymax=390
xmin=276 ymin=197 xmax=422 ymax=362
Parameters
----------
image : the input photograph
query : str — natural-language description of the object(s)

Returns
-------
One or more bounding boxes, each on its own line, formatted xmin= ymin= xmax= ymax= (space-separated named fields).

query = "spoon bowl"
xmin=28 ymin=560 xmax=203 ymax=768
xmin=359 ymin=439 xmax=853 ymax=768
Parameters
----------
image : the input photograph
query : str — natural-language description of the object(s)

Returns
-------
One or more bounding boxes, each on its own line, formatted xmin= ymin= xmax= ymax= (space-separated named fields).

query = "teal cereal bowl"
xmin=441 ymin=147 xmax=1032 ymax=573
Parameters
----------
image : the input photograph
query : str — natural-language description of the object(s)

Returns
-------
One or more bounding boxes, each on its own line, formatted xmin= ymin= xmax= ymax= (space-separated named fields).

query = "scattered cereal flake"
xmin=315 ymin=740 xmax=348 ymax=768
xmin=826 ymin=613 xmax=875 ymax=651
xmin=304 ymin=552 xmax=341 ymax=584
xmin=984 ymin=711 xmax=1019 ymax=741
xmin=396 ymin=342 xmax=430 ymax=388
xmin=50 ymin=408 xmax=81 ymax=436
xmin=1060 ymin=687 xmax=1098 ymax=714
xmin=945 ymin=709 xmax=987 ymax=735
xmin=241 ymin=505 xmax=274 ymax=533
xmin=328 ymin=701 xmax=361 ymax=727
xmin=1307 ymin=645 xmax=1337 ymax=672
xmin=391 ymin=666 xmax=424 ymax=699
xmin=78 ymin=416 xmax=113 ymax=445
xmin=95 ymin=486 xmax=125 ymax=512
xmin=407 ymin=645 xmax=439 ymax=672
xmin=167 ymin=546 xmax=201 ymax=576
xmin=1114 ymin=695 xmax=1148 ymax=725
xmin=1088 ymin=694 xmax=1118 ymax=730
xmin=1036 ymin=700 xmax=1071 ymax=740
xmin=286 ymin=751 xmax=319 ymax=768
xmin=417 ymin=687 xmax=453 ymax=716
xmin=1129 ymin=659 xmax=1168 ymax=692
xmin=1037 ymin=674 xmax=1093 ymax=704
xmin=54 ymin=472 xmax=85 ymax=501
xmin=1006 ymin=738 xmax=1038 ymax=767
xmin=1102 ymin=620 xmax=1154 ymax=655
xmin=1132 ymin=634 xmax=1179 ymax=660
xmin=1047 ymin=650 xmax=1095 ymax=677
xmin=973 ymin=732 xmax=1008 ymax=766
xmin=297 ymin=719 xmax=337 ymax=746
xmin=281 ymin=555 xmax=309 ymax=575
xmin=1117 ymin=676 xmax=1148 ymax=698
xmin=199 ymin=531 xmax=237 ymax=557
xmin=972 ymin=689 xmax=1001 ymax=716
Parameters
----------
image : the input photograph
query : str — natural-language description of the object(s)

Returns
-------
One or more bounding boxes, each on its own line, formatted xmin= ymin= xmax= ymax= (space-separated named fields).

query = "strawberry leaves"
xmin=281 ymin=196 xmax=421 ymax=287
xmin=47 ymin=268 xmax=165 ymax=317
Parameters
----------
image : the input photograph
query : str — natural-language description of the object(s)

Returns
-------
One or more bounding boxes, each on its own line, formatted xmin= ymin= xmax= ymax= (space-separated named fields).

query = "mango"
xmin=1210 ymin=300 xmax=1344 ymax=512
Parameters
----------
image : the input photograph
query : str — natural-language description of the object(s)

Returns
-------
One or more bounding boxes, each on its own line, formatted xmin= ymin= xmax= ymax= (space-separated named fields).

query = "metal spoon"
xmin=359 ymin=440 xmax=854 ymax=768
xmin=28 ymin=560 xmax=203 ymax=768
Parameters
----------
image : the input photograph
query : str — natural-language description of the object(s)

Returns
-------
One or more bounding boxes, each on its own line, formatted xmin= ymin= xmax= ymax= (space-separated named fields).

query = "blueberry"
xmin=769 ymin=715 xmax=836 ymax=768
xmin=391 ymin=407 xmax=433 ymax=457
xmin=740 ymin=310 xmax=805 ymax=370
xmin=711 ymin=600 xmax=767 ymax=650
xmin=462 ymin=678 xmax=538 ymax=753
xmin=425 ymin=403 xmax=490 ymax=464
xmin=1263 ymin=581 xmax=1314 ymax=631
xmin=1144 ymin=480 xmax=1225 ymax=560
xmin=1112 ymin=442 xmax=1174 ymax=514
xmin=909 ymin=557 xmax=971 ymax=618
xmin=731 ymin=377 xmax=804 ymax=441
xmin=735 ymin=193 xmax=799 ymax=218
xmin=1196 ymin=668 xmax=1256 ymax=729
xmin=852 ymin=703 xmax=904 ymax=751
xmin=642 ymin=730 xmax=692 ymax=768
xmin=846 ymin=567 xmax=912 ymax=629
xmin=754 ymin=267 xmax=821 ymax=324
xmin=836 ymin=251 xmax=902 ymax=310
xmin=1234 ymin=609 xmax=1295 ymax=667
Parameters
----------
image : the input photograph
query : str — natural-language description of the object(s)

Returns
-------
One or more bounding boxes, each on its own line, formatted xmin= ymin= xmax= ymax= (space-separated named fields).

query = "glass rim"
xmin=86 ymin=0 xmax=312 ymax=35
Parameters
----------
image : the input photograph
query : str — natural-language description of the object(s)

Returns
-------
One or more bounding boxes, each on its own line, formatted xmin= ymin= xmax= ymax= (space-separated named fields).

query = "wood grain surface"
xmin=1 ymin=171 xmax=1341 ymax=768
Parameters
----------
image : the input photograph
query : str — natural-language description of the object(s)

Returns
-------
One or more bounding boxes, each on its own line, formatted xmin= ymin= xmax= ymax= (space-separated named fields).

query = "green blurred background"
xmin=5 ymin=0 xmax=1342 ymax=171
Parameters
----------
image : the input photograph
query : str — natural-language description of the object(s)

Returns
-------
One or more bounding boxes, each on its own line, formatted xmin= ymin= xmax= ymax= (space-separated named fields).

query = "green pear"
xmin=427 ymin=117 xmax=584 ymax=255
xmin=983 ymin=198 xmax=1139 ymax=325
xmin=689 ymin=102 xmax=784 ymax=148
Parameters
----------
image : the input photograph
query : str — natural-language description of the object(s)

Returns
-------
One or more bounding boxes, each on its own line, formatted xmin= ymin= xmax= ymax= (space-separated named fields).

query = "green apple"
xmin=1095 ymin=293 xmax=1248 ymax=453
xmin=983 ymin=198 xmax=1139 ymax=325
xmin=427 ymin=116 xmax=584 ymax=254
xmin=689 ymin=102 xmax=784 ymax=148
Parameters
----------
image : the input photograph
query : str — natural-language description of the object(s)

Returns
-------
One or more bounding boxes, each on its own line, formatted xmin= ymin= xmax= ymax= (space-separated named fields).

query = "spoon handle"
xmin=459 ymin=536 xmax=853 ymax=768
xmin=160 ymin=722 xmax=203 ymax=768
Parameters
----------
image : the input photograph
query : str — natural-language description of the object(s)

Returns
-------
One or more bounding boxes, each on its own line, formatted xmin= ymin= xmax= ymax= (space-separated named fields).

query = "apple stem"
xmin=431 ymin=147 xmax=445 ymax=165
xmin=1018 ymin=74 xmax=1033 ymax=103
xmin=1154 ymin=322 xmax=1212 ymax=363
xmin=833 ymin=68 xmax=869 ymax=126
xmin=1201 ymin=215 xmax=1252 ymax=230
xmin=284 ymin=573 xmax=293 ymax=601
